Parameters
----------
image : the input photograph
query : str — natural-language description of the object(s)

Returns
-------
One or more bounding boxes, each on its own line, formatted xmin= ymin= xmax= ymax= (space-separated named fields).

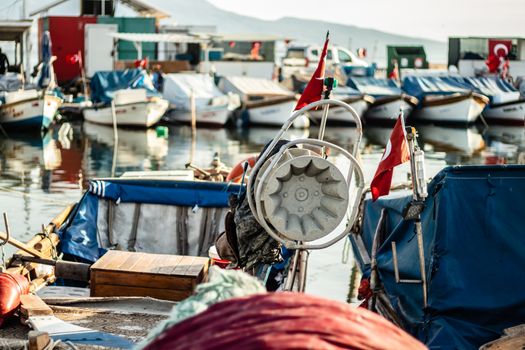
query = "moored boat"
xmin=219 ymin=76 xmax=309 ymax=128
xmin=403 ymin=76 xmax=489 ymax=123
xmin=307 ymin=86 xmax=373 ymax=125
xmin=450 ymin=76 xmax=525 ymax=124
xmin=83 ymin=69 xmax=169 ymax=128
xmin=0 ymin=89 xmax=62 ymax=130
xmin=162 ymin=73 xmax=240 ymax=127
xmin=347 ymin=77 xmax=418 ymax=121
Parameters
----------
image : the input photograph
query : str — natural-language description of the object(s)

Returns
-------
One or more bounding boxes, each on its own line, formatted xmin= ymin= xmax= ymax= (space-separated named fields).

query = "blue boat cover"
xmin=402 ymin=76 xmax=471 ymax=101
xmin=90 ymin=69 xmax=160 ymax=104
xmin=59 ymin=179 xmax=242 ymax=262
xmin=332 ymin=85 xmax=362 ymax=97
xmin=447 ymin=76 xmax=520 ymax=105
xmin=351 ymin=165 xmax=525 ymax=349
xmin=346 ymin=77 xmax=402 ymax=97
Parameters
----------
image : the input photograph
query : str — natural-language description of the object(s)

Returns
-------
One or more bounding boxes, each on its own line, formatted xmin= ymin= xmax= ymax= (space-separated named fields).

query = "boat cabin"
xmin=448 ymin=36 xmax=525 ymax=77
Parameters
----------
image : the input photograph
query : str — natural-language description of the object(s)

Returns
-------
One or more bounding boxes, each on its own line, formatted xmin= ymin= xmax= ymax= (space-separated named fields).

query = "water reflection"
xmin=1 ymin=120 xmax=524 ymax=303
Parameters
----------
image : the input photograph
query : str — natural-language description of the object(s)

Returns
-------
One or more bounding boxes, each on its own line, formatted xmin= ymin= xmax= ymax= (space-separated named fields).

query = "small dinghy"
xmin=83 ymin=69 xmax=169 ymax=128
xmin=403 ymin=76 xmax=489 ymax=124
xmin=162 ymin=73 xmax=240 ymax=127
xmin=347 ymin=77 xmax=418 ymax=121
xmin=219 ymin=76 xmax=309 ymax=128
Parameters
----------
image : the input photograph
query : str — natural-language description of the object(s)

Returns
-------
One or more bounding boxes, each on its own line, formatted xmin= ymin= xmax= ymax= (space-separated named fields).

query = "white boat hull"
xmin=247 ymin=99 xmax=309 ymax=128
xmin=0 ymin=94 xmax=61 ymax=130
xmin=83 ymin=99 xmax=169 ymax=128
xmin=166 ymin=105 xmax=230 ymax=127
xmin=483 ymin=100 xmax=525 ymax=124
xmin=309 ymin=99 xmax=368 ymax=125
xmin=411 ymin=94 xmax=487 ymax=123
xmin=366 ymin=99 xmax=414 ymax=121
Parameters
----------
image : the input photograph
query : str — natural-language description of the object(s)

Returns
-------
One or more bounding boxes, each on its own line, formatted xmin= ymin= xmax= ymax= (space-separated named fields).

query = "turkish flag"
xmin=486 ymin=39 xmax=511 ymax=73
xmin=294 ymin=32 xmax=329 ymax=111
xmin=370 ymin=115 xmax=410 ymax=201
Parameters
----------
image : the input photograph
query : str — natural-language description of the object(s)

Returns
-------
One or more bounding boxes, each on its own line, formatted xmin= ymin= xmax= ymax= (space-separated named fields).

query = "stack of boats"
xmin=2 ymin=66 xmax=524 ymax=132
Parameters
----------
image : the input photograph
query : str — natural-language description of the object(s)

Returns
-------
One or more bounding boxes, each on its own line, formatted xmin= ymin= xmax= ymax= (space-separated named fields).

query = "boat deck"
xmin=0 ymin=295 xmax=173 ymax=349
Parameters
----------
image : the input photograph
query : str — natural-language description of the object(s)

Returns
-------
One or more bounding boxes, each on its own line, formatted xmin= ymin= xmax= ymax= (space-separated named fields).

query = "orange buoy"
xmin=0 ymin=273 xmax=29 ymax=327
xmin=226 ymin=156 xmax=257 ymax=183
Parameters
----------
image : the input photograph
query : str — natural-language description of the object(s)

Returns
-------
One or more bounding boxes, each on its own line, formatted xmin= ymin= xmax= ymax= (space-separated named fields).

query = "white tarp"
xmin=218 ymin=76 xmax=293 ymax=98
xmin=163 ymin=73 xmax=226 ymax=110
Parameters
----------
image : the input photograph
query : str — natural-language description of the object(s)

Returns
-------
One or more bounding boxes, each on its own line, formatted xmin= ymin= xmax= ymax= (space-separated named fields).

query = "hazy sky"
xmin=208 ymin=0 xmax=525 ymax=41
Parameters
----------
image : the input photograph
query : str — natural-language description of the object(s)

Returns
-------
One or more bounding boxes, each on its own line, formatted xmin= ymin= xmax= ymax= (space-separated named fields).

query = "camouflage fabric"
xmin=231 ymin=140 xmax=294 ymax=271
xmin=233 ymin=195 xmax=281 ymax=270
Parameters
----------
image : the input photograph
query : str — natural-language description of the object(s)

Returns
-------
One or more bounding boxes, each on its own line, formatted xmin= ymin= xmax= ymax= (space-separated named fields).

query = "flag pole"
xmin=404 ymin=124 xmax=428 ymax=308
xmin=317 ymin=31 xmax=331 ymax=145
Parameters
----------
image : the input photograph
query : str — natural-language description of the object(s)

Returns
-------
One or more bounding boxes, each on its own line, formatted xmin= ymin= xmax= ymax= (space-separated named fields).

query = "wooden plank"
xmin=28 ymin=331 xmax=51 ymax=350
xmin=91 ymin=250 xmax=122 ymax=270
xmin=20 ymin=294 xmax=53 ymax=317
xmin=91 ymin=284 xmax=192 ymax=301
xmin=150 ymin=255 xmax=184 ymax=275
xmin=92 ymin=270 xmax=195 ymax=290
xmin=170 ymin=256 xmax=197 ymax=276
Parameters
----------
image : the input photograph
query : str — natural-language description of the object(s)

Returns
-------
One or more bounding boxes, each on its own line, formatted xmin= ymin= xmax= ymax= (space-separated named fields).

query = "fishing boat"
xmin=347 ymin=77 xmax=418 ymax=121
xmin=450 ymin=76 xmax=525 ymax=124
xmin=0 ymin=73 xmax=61 ymax=131
xmin=162 ymin=73 xmax=240 ymax=127
xmin=0 ymin=89 xmax=62 ymax=131
xmin=83 ymin=69 xmax=169 ymax=128
xmin=402 ymin=76 xmax=489 ymax=123
xmin=306 ymin=86 xmax=374 ymax=125
xmin=349 ymin=125 xmax=525 ymax=349
xmin=218 ymin=76 xmax=309 ymax=128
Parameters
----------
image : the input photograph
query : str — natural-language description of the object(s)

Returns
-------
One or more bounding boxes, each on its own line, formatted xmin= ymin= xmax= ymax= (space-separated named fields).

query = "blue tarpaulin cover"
xmin=90 ymin=69 xmax=160 ymax=104
xmin=59 ymin=179 xmax=242 ymax=262
xmin=350 ymin=165 xmax=525 ymax=349
xmin=402 ymin=76 xmax=471 ymax=101
xmin=446 ymin=76 xmax=520 ymax=105
xmin=347 ymin=77 xmax=402 ymax=97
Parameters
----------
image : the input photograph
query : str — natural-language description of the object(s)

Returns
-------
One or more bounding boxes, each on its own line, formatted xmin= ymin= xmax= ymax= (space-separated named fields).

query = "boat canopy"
xmin=163 ymin=73 xmax=226 ymax=110
xmin=346 ymin=77 xmax=402 ymax=97
xmin=350 ymin=165 xmax=525 ymax=349
xmin=331 ymin=85 xmax=363 ymax=97
xmin=59 ymin=179 xmax=242 ymax=262
xmin=448 ymin=76 xmax=521 ymax=105
xmin=402 ymin=76 xmax=471 ymax=101
xmin=0 ymin=74 xmax=31 ymax=93
xmin=90 ymin=69 xmax=160 ymax=104
xmin=219 ymin=76 xmax=293 ymax=98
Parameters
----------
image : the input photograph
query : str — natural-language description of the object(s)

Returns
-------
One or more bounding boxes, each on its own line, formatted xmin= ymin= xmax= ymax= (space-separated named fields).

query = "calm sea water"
xmin=0 ymin=120 xmax=523 ymax=301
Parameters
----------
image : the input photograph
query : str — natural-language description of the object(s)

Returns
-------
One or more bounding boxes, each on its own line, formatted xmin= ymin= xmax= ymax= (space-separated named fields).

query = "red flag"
xmin=294 ymin=32 xmax=329 ymax=111
xmin=370 ymin=115 xmax=410 ymax=201
xmin=486 ymin=39 xmax=511 ymax=74
xmin=388 ymin=61 xmax=399 ymax=82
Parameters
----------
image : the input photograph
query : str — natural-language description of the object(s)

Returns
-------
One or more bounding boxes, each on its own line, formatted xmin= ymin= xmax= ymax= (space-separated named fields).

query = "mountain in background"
xmin=151 ymin=0 xmax=448 ymax=65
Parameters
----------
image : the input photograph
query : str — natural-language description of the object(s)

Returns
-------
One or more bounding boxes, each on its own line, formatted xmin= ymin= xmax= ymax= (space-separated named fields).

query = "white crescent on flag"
xmin=494 ymin=43 xmax=509 ymax=57
xmin=381 ymin=140 xmax=392 ymax=161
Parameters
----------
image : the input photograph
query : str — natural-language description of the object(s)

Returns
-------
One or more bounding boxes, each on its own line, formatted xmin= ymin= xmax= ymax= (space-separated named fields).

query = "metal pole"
xmin=189 ymin=89 xmax=197 ymax=165
xmin=406 ymin=129 xmax=428 ymax=308
xmin=111 ymin=100 xmax=118 ymax=177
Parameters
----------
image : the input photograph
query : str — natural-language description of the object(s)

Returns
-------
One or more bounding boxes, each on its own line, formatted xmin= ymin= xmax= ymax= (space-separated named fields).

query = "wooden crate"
xmin=90 ymin=251 xmax=210 ymax=301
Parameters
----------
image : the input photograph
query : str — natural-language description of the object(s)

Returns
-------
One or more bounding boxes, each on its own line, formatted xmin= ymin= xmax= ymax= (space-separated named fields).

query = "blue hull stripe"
xmin=0 ymin=115 xmax=51 ymax=129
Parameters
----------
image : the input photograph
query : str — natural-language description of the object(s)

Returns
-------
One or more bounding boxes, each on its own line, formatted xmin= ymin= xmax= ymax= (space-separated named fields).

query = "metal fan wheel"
xmin=262 ymin=155 xmax=349 ymax=242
